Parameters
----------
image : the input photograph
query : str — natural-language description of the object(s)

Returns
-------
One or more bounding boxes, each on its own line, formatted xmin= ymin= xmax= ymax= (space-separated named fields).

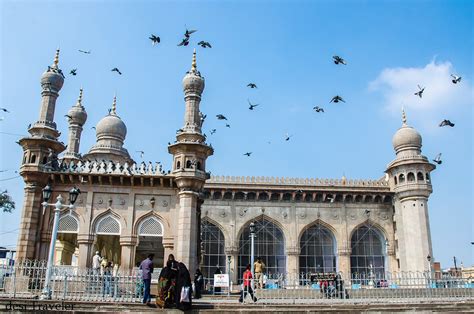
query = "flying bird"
xmin=149 ymin=34 xmax=160 ymax=45
xmin=210 ymin=129 xmax=217 ymax=135
xmin=78 ymin=49 xmax=91 ymax=54
xmin=451 ymin=74 xmax=462 ymax=84
xmin=136 ymin=150 xmax=145 ymax=158
xmin=247 ymin=83 xmax=257 ymax=89
xmin=313 ymin=106 xmax=324 ymax=113
xmin=178 ymin=38 xmax=190 ymax=46
xmin=433 ymin=153 xmax=442 ymax=165
xmin=69 ymin=69 xmax=77 ymax=76
xmin=333 ymin=55 xmax=347 ymax=65
xmin=216 ymin=114 xmax=228 ymax=120
xmin=330 ymin=95 xmax=345 ymax=103
xmin=225 ymin=124 xmax=231 ymax=128
xmin=414 ymin=85 xmax=425 ymax=98
xmin=248 ymin=99 xmax=259 ymax=110
xmin=198 ymin=41 xmax=212 ymax=48
xmin=64 ymin=114 xmax=73 ymax=121
xmin=439 ymin=119 xmax=455 ymax=127
xmin=0 ymin=108 xmax=10 ymax=113
xmin=91 ymin=126 xmax=96 ymax=130
xmin=243 ymin=152 xmax=252 ymax=157
xmin=111 ymin=68 xmax=122 ymax=75
xmin=285 ymin=133 xmax=293 ymax=141
xmin=184 ymin=28 xmax=197 ymax=38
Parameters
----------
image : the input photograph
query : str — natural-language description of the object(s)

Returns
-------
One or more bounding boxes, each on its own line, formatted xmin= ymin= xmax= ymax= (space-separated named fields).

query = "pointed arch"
xmin=57 ymin=212 xmax=79 ymax=234
xmin=299 ymin=220 xmax=338 ymax=273
xmin=133 ymin=211 xmax=169 ymax=237
xmin=298 ymin=218 xmax=339 ymax=243
xmin=201 ymin=218 xmax=226 ymax=280
xmin=92 ymin=210 xmax=123 ymax=235
xmin=236 ymin=214 xmax=288 ymax=243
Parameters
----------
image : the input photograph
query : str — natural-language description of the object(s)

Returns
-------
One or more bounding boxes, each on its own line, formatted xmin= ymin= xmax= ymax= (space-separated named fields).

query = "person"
xmin=139 ymin=253 xmax=154 ymax=305
xmin=254 ymin=257 xmax=266 ymax=289
xmin=194 ymin=269 xmax=204 ymax=299
xmin=102 ymin=261 xmax=113 ymax=297
xmin=101 ymin=256 xmax=108 ymax=275
xmin=213 ymin=266 xmax=222 ymax=294
xmin=239 ymin=264 xmax=257 ymax=303
xmin=156 ymin=254 xmax=178 ymax=308
xmin=335 ymin=273 xmax=344 ymax=299
xmin=92 ymin=251 xmax=102 ymax=275
xmin=175 ymin=262 xmax=192 ymax=310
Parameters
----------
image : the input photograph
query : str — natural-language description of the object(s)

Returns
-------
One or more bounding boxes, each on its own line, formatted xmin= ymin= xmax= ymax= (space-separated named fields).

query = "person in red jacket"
xmin=239 ymin=264 xmax=257 ymax=303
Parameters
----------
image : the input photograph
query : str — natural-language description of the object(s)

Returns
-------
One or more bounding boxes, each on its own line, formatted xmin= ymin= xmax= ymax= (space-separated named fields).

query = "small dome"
xmin=41 ymin=49 xmax=64 ymax=91
xmin=68 ymin=89 xmax=87 ymax=125
xmin=96 ymin=113 xmax=127 ymax=141
xmin=182 ymin=49 xmax=204 ymax=94
xmin=392 ymin=125 xmax=422 ymax=151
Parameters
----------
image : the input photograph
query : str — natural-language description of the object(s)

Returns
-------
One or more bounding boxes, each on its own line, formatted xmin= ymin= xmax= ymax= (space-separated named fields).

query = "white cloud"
xmin=369 ymin=60 xmax=472 ymax=125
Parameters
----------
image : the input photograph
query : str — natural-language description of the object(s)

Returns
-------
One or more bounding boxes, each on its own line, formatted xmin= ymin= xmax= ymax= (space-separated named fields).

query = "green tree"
xmin=0 ymin=190 xmax=15 ymax=213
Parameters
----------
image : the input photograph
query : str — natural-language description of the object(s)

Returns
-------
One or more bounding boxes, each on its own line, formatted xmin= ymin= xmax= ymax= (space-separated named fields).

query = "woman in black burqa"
xmin=156 ymin=254 xmax=179 ymax=308
xmin=175 ymin=262 xmax=192 ymax=310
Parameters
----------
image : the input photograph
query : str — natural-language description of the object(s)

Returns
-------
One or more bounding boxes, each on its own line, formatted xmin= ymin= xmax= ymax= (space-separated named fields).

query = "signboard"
xmin=213 ymin=274 xmax=229 ymax=288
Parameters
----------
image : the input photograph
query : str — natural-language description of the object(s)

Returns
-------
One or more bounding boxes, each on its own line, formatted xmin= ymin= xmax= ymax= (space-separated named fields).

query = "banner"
xmin=213 ymin=274 xmax=229 ymax=288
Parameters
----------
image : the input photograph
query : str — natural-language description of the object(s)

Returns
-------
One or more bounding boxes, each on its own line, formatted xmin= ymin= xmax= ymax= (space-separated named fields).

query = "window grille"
xmin=58 ymin=214 xmax=79 ymax=233
xmin=96 ymin=215 xmax=121 ymax=235
xmin=299 ymin=224 xmax=336 ymax=273
xmin=138 ymin=217 xmax=163 ymax=236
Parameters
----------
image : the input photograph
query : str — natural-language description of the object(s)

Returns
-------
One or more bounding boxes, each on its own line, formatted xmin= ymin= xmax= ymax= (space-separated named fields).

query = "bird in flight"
xmin=247 ymin=83 xmax=257 ymax=89
xmin=225 ymin=124 xmax=231 ymax=128
xmin=451 ymin=74 xmax=462 ymax=84
xmin=111 ymin=68 xmax=122 ymax=75
xmin=313 ymin=106 xmax=324 ymax=113
xmin=248 ymin=99 xmax=259 ymax=110
xmin=433 ymin=153 xmax=442 ymax=165
xmin=414 ymin=85 xmax=425 ymax=98
xmin=285 ymin=133 xmax=293 ymax=141
xmin=136 ymin=150 xmax=145 ymax=158
xmin=210 ymin=129 xmax=217 ymax=135
xmin=330 ymin=95 xmax=345 ymax=103
xmin=91 ymin=126 xmax=96 ymax=130
xmin=243 ymin=152 xmax=252 ymax=157
xmin=216 ymin=114 xmax=228 ymax=120
xmin=439 ymin=119 xmax=455 ymax=127
xmin=178 ymin=38 xmax=190 ymax=46
xmin=333 ymin=55 xmax=347 ymax=65
xmin=78 ymin=49 xmax=91 ymax=54
xmin=64 ymin=114 xmax=73 ymax=121
xmin=198 ymin=41 xmax=212 ymax=48
xmin=70 ymin=69 xmax=77 ymax=76
xmin=184 ymin=28 xmax=197 ymax=38
xmin=149 ymin=34 xmax=160 ymax=45
xmin=0 ymin=108 xmax=10 ymax=113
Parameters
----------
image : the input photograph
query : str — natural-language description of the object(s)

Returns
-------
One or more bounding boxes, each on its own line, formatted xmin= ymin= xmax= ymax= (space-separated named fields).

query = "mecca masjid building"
xmin=16 ymin=49 xmax=436 ymax=283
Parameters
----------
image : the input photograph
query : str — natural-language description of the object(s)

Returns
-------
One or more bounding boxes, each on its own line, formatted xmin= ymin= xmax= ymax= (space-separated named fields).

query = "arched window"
xmin=417 ymin=172 xmax=424 ymax=181
xmin=394 ymin=176 xmax=398 ymax=185
xmin=350 ymin=225 xmax=385 ymax=277
xmin=399 ymin=174 xmax=405 ymax=183
xmin=42 ymin=156 xmax=48 ymax=165
xmin=138 ymin=216 xmax=163 ymax=237
xmin=30 ymin=154 xmax=36 ymax=164
xmin=238 ymin=217 xmax=285 ymax=281
xmin=426 ymin=173 xmax=430 ymax=182
xmin=201 ymin=220 xmax=226 ymax=280
xmin=95 ymin=215 xmax=121 ymax=235
xmin=186 ymin=160 xmax=192 ymax=168
xmin=407 ymin=172 xmax=415 ymax=182
xmin=58 ymin=213 xmax=79 ymax=234
xmin=196 ymin=161 xmax=202 ymax=170
xmin=176 ymin=161 xmax=181 ymax=169
xmin=299 ymin=224 xmax=336 ymax=273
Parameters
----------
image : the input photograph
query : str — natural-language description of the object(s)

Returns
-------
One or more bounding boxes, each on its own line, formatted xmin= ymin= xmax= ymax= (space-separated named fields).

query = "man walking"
xmin=254 ymin=257 xmax=266 ymax=289
xmin=239 ymin=264 xmax=257 ymax=303
xmin=140 ymin=254 xmax=154 ymax=305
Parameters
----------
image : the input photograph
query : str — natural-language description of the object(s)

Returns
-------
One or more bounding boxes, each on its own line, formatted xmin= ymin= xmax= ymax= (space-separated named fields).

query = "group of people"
xmin=238 ymin=257 xmax=266 ymax=303
xmin=92 ymin=251 xmax=119 ymax=297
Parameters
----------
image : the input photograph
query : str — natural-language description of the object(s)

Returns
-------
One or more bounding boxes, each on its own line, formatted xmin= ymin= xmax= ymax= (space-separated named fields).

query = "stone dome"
xmin=182 ymin=49 xmax=204 ymax=94
xmin=392 ymin=125 xmax=422 ymax=151
xmin=96 ymin=113 xmax=127 ymax=141
xmin=40 ymin=49 xmax=64 ymax=91
xmin=68 ymin=89 xmax=87 ymax=125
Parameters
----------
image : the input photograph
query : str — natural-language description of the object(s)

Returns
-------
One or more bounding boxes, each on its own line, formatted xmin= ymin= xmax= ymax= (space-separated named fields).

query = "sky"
xmin=0 ymin=0 xmax=472 ymax=268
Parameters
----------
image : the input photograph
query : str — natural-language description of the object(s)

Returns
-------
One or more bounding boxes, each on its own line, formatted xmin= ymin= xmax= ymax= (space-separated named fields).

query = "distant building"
xmin=0 ymin=247 xmax=15 ymax=266
xmin=15 ymin=49 xmax=436 ymax=283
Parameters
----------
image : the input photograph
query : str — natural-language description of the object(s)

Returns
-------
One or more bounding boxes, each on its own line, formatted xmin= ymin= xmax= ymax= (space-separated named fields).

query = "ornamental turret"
xmin=386 ymin=109 xmax=436 ymax=272
xmin=63 ymin=88 xmax=87 ymax=161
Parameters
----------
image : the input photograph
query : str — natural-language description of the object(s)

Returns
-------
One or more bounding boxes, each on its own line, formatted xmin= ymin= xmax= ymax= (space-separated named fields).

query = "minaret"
xmin=386 ymin=109 xmax=436 ymax=272
xmin=16 ymin=49 xmax=67 ymax=260
xmin=168 ymin=50 xmax=213 ymax=274
xmin=63 ymin=88 xmax=87 ymax=161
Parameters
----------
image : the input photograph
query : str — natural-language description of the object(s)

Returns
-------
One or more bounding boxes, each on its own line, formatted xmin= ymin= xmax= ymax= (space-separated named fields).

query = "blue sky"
xmin=0 ymin=0 xmax=472 ymax=268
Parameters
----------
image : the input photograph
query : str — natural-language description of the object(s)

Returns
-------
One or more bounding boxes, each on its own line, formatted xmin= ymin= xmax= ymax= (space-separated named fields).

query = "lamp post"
xmin=249 ymin=222 xmax=256 ymax=288
xmin=40 ymin=185 xmax=80 ymax=299
xmin=227 ymin=255 xmax=232 ymax=296
xmin=427 ymin=255 xmax=432 ymax=287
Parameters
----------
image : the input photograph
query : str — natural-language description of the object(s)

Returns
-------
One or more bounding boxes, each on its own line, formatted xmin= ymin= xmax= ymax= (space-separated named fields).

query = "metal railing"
xmin=0 ymin=260 xmax=143 ymax=302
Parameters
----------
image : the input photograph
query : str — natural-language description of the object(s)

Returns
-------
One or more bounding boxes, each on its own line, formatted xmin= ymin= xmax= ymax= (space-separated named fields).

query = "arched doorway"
xmin=135 ymin=216 xmax=165 ymax=268
xmin=201 ymin=220 xmax=226 ymax=281
xmin=299 ymin=223 xmax=337 ymax=273
xmin=238 ymin=217 xmax=286 ymax=281
xmin=350 ymin=224 xmax=386 ymax=277
xmin=56 ymin=212 xmax=79 ymax=266
xmin=94 ymin=214 xmax=122 ymax=267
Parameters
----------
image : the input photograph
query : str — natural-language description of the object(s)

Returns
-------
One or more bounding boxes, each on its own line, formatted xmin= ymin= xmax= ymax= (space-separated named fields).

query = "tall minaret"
xmin=16 ymin=49 xmax=67 ymax=260
xmin=63 ymin=88 xmax=87 ymax=161
xmin=386 ymin=109 xmax=436 ymax=272
xmin=168 ymin=50 xmax=213 ymax=274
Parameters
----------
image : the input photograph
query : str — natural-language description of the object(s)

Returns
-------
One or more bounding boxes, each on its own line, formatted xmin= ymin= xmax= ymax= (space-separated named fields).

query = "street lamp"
xmin=227 ymin=255 xmax=232 ymax=296
xmin=427 ymin=255 xmax=432 ymax=283
xmin=40 ymin=185 xmax=80 ymax=299
xmin=249 ymin=222 xmax=256 ymax=287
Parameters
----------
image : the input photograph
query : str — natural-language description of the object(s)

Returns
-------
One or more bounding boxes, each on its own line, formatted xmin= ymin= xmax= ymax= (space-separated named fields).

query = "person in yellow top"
xmin=253 ymin=257 xmax=266 ymax=289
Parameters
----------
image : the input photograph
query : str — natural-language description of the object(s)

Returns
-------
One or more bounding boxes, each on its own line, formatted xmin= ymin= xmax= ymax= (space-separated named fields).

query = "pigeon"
xmin=136 ymin=151 xmax=145 ymax=158
xmin=198 ymin=41 xmax=212 ymax=48
xmin=243 ymin=152 xmax=252 ymax=157
xmin=285 ymin=133 xmax=293 ymax=141
xmin=91 ymin=126 xmax=96 ymax=130
xmin=247 ymin=83 xmax=257 ymax=89
xmin=0 ymin=108 xmax=10 ymax=113
xmin=184 ymin=28 xmax=197 ymax=38
xmin=111 ymin=68 xmax=122 ymax=75
xmin=176 ymin=128 xmax=184 ymax=133
xmin=216 ymin=114 xmax=227 ymax=120
xmin=149 ymin=34 xmax=160 ymax=45
xmin=330 ymin=95 xmax=345 ymax=103
xmin=433 ymin=153 xmax=442 ymax=165
xmin=313 ymin=106 xmax=324 ymax=113
xmin=70 ymin=69 xmax=77 ymax=76
xmin=415 ymin=85 xmax=425 ymax=98
xmin=210 ymin=129 xmax=217 ymax=135
xmin=78 ymin=50 xmax=91 ymax=54
xmin=64 ymin=114 xmax=73 ymax=121
xmin=248 ymin=99 xmax=259 ymax=110
xmin=451 ymin=74 xmax=462 ymax=84
xmin=333 ymin=55 xmax=347 ymax=65
xmin=439 ymin=119 xmax=455 ymax=127
xmin=225 ymin=124 xmax=231 ymax=128
xmin=364 ymin=209 xmax=371 ymax=215
xmin=178 ymin=38 xmax=190 ymax=46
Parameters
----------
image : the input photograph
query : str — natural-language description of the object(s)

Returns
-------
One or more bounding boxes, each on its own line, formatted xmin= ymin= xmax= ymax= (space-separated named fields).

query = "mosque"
xmin=16 ymin=49 xmax=436 ymax=283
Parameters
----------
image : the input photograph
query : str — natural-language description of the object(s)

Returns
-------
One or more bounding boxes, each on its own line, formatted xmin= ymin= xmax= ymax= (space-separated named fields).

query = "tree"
xmin=0 ymin=190 xmax=15 ymax=213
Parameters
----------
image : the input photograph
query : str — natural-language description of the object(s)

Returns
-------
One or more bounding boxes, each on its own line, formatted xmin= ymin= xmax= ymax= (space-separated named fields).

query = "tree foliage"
xmin=0 ymin=190 xmax=15 ymax=213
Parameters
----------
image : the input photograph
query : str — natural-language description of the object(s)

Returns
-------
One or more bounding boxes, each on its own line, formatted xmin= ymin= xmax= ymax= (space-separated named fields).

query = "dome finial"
xmin=191 ymin=48 xmax=197 ymax=72
xmin=401 ymin=106 xmax=407 ymax=126
xmin=76 ymin=87 xmax=83 ymax=106
xmin=52 ymin=48 xmax=60 ymax=68
xmin=111 ymin=94 xmax=117 ymax=115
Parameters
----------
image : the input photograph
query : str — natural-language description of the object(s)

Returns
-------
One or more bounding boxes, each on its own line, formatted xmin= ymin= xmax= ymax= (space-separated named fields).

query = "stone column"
xmin=77 ymin=233 xmax=95 ymax=268
xmin=176 ymin=190 xmax=199 ymax=275
xmin=54 ymin=239 xmax=75 ymax=265
xmin=162 ymin=236 xmax=175 ymax=267
xmin=225 ymin=246 xmax=239 ymax=285
xmin=338 ymin=249 xmax=351 ymax=278
xmin=286 ymin=246 xmax=299 ymax=287
xmin=120 ymin=235 xmax=138 ymax=273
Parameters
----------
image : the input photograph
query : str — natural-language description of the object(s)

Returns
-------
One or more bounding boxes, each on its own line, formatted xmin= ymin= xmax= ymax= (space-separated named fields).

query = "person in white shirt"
xmin=92 ymin=251 xmax=102 ymax=275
